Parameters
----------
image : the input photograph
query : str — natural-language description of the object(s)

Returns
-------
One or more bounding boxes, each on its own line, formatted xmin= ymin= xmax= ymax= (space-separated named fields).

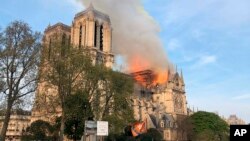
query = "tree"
xmin=62 ymin=66 xmax=135 ymax=140
xmin=100 ymin=69 xmax=135 ymax=134
xmin=176 ymin=115 xmax=193 ymax=140
xmin=83 ymin=65 xmax=135 ymax=134
xmin=21 ymin=120 xmax=55 ymax=141
xmin=106 ymin=133 xmax=136 ymax=141
xmin=135 ymin=128 xmax=163 ymax=141
xmin=0 ymin=21 xmax=41 ymax=140
xmin=64 ymin=91 xmax=93 ymax=141
xmin=40 ymin=35 xmax=92 ymax=141
xmin=188 ymin=111 xmax=229 ymax=141
xmin=41 ymin=32 xmax=134 ymax=140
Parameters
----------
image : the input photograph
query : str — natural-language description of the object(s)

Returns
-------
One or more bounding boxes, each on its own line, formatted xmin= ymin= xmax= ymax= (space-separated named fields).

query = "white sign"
xmin=85 ymin=121 xmax=97 ymax=134
xmin=97 ymin=121 xmax=109 ymax=136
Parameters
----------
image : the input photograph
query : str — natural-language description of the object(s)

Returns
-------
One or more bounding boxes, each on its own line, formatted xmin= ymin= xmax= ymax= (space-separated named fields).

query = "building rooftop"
xmin=74 ymin=3 xmax=110 ymax=23
xmin=45 ymin=22 xmax=71 ymax=33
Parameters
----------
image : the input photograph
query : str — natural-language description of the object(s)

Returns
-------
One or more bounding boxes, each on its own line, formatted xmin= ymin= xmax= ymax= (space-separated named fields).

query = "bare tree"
xmin=176 ymin=115 xmax=193 ymax=141
xmin=0 ymin=21 xmax=41 ymax=140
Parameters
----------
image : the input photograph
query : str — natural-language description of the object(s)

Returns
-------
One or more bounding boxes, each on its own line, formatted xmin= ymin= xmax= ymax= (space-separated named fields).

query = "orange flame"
xmin=153 ymin=70 xmax=168 ymax=84
xmin=131 ymin=120 xmax=147 ymax=137
xmin=129 ymin=55 xmax=168 ymax=85
xmin=128 ymin=56 xmax=150 ymax=72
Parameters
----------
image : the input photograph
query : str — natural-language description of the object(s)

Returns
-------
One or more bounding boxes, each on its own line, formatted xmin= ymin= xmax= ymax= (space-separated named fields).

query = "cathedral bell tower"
xmin=31 ymin=3 xmax=115 ymax=123
xmin=71 ymin=3 xmax=114 ymax=67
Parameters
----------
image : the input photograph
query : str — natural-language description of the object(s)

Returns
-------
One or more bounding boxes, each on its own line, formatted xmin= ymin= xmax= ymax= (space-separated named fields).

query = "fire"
xmin=128 ymin=56 xmax=150 ymax=72
xmin=153 ymin=70 xmax=168 ymax=84
xmin=131 ymin=70 xmax=155 ymax=86
xmin=133 ymin=74 xmax=147 ymax=85
xmin=129 ymin=55 xmax=168 ymax=85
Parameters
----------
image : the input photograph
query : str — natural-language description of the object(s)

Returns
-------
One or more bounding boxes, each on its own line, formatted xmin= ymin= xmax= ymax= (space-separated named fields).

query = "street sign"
xmin=85 ymin=121 xmax=97 ymax=134
xmin=97 ymin=121 xmax=109 ymax=136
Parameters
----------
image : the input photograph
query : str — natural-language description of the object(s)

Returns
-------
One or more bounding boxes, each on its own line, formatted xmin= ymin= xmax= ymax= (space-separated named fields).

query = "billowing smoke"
xmin=77 ymin=0 xmax=170 ymax=74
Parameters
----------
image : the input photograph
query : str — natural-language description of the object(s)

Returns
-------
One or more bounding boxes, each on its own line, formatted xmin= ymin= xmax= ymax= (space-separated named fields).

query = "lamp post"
xmin=83 ymin=104 xmax=87 ymax=141
xmin=73 ymin=116 xmax=78 ymax=141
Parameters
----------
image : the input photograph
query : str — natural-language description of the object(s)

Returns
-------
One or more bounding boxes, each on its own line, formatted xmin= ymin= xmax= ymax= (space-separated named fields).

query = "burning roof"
xmin=131 ymin=68 xmax=184 ymax=89
xmin=131 ymin=70 xmax=155 ymax=87
xmin=130 ymin=69 xmax=168 ymax=88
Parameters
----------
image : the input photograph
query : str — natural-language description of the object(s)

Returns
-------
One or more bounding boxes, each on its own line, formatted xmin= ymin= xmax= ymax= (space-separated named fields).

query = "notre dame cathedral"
xmin=31 ymin=3 xmax=114 ymax=123
xmin=31 ymin=3 xmax=188 ymax=141
xmin=131 ymin=69 xmax=187 ymax=140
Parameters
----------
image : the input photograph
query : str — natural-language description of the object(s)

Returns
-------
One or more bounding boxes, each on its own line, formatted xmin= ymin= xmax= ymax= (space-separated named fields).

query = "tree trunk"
xmin=59 ymin=96 xmax=65 ymax=141
xmin=0 ymin=101 xmax=12 ymax=141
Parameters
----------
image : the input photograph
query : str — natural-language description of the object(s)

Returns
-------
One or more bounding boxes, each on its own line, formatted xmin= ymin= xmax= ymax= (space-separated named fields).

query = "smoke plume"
xmin=78 ymin=0 xmax=170 ymax=74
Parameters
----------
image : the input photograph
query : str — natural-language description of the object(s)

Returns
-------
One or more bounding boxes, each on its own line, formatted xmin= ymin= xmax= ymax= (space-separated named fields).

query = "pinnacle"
xmin=88 ymin=2 xmax=94 ymax=10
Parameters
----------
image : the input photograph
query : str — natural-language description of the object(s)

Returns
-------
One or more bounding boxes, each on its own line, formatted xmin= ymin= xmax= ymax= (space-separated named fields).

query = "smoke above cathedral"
xmin=77 ymin=0 xmax=170 ymax=83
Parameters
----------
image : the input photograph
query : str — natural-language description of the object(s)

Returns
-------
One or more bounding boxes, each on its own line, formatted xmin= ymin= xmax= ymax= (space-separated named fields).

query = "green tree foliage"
xmin=41 ymin=36 xmax=92 ymax=141
xmin=176 ymin=115 xmax=193 ymax=140
xmin=136 ymin=128 xmax=163 ymax=141
xmin=21 ymin=120 xmax=56 ymax=141
xmin=106 ymin=133 xmax=136 ymax=141
xmin=62 ymin=66 xmax=135 ymax=140
xmin=105 ymin=125 xmax=135 ymax=141
xmin=188 ymin=111 xmax=229 ymax=141
xmin=101 ymin=69 xmax=135 ymax=134
xmin=106 ymin=127 xmax=162 ymax=141
xmin=64 ymin=91 xmax=93 ymax=141
xmin=0 ymin=21 xmax=41 ymax=140
xmin=41 ymin=33 xmax=134 ymax=140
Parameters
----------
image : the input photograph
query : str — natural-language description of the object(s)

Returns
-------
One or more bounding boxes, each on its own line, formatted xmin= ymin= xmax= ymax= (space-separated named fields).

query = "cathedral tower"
xmin=71 ymin=3 xmax=114 ymax=67
xmin=31 ymin=4 xmax=114 ymax=123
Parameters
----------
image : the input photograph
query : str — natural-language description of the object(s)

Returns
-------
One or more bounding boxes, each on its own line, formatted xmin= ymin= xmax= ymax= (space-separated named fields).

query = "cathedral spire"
xmin=180 ymin=69 xmax=185 ymax=85
xmin=88 ymin=1 xmax=94 ymax=10
xmin=180 ymin=69 xmax=183 ymax=79
xmin=167 ymin=67 xmax=171 ymax=82
xmin=175 ymin=65 xmax=178 ymax=74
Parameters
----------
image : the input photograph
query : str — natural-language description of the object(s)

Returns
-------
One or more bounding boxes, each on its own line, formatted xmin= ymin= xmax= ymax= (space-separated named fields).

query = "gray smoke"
xmin=77 ymin=0 xmax=169 ymax=72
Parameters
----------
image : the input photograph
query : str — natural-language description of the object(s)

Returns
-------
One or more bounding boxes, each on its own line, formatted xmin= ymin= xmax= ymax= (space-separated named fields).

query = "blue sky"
xmin=142 ymin=0 xmax=250 ymax=123
xmin=1 ymin=0 xmax=249 ymax=123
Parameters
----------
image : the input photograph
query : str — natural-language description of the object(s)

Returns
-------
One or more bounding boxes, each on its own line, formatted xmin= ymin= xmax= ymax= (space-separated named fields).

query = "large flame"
xmin=128 ymin=56 xmax=150 ymax=72
xmin=154 ymin=70 xmax=168 ymax=84
xmin=129 ymin=55 xmax=168 ymax=85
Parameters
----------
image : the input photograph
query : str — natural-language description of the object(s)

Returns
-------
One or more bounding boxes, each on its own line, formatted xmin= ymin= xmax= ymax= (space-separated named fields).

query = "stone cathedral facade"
xmin=31 ymin=4 xmax=188 ymax=141
xmin=31 ymin=4 xmax=114 ymax=123
xmin=131 ymin=70 xmax=188 ymax=140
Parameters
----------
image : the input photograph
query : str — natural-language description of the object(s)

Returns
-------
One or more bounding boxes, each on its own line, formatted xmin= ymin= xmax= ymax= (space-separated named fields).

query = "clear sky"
xmin=0 ymin=0 xmax=249 ymax=123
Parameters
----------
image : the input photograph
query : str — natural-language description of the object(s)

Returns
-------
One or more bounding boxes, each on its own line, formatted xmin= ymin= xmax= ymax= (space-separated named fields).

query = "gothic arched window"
xmin=94 ymin=21 xmax=98 ymax=47
xmin=160 ymin=121 xmax=165 ymax=128
xmin=79 ymin=25 xmax=82 ymax=48
xmin=100 ymin=25 xmax=103 ymax=51
xmin=48 ymin=38 xmax=52 ymax=59
xmin=62 ymin=33 xmax=66 ymax=45
xmin=68 ymin=35 xmax=71 ymax=47
xmin=61 ymin=33 xmax=66 ymax=56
